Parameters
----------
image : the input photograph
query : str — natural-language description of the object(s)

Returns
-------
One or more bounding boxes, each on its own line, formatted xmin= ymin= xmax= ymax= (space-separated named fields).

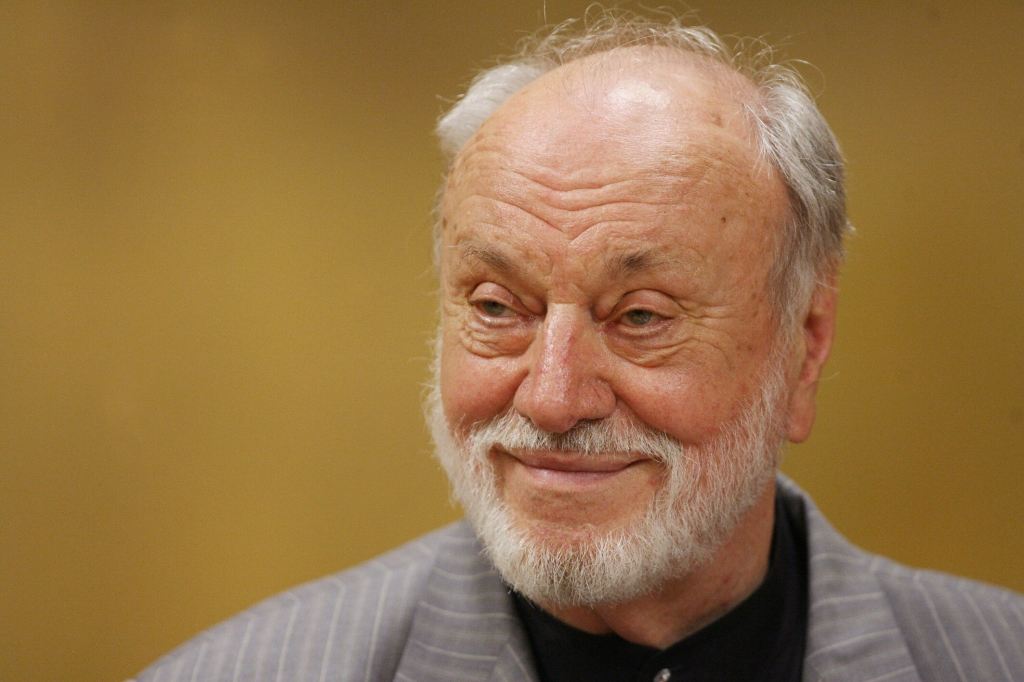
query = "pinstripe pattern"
xmin=133 ymin=529 xmax=442 ymax=682
xmin=786 ymin=475 xmax=1024 ymax=682
xmin=133 ymin=478 xmax=1024 ymax=682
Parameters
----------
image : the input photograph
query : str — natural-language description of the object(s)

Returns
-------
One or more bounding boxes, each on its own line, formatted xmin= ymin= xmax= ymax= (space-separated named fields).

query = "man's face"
xmin=433 ymin=54 xmax=795 ymax=603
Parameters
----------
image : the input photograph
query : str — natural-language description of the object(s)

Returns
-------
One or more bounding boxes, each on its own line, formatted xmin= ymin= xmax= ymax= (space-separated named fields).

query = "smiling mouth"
xmin=493 ymin=446 xmax=647 ymax=482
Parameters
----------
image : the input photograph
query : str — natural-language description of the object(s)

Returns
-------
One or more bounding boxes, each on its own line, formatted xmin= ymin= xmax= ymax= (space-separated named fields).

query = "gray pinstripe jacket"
xmin=134 ymin=478 xmax=1024 ymax=682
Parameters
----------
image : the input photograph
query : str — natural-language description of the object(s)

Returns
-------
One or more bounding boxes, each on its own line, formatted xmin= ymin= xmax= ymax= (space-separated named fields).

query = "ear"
xmin=786 ymin=275 xmax=839 ymax=443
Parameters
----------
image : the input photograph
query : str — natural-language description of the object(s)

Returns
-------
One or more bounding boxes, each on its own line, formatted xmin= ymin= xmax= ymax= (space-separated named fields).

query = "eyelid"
xmin=469 ymin=282 xmax=529 ymax=319
xmin=609 ymin=290 xmax=679 ymax=318
xmin=614 ymin=310 xmax=666 ymax=333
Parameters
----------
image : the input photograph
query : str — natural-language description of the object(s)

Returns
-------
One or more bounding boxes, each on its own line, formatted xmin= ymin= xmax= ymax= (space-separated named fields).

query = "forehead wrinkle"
xmin=464 ymin=194 xmax=564 ymax=237
xmin=485 ymin=171 xmax=705 ymax=242
xmin=454 ymin=186 xmax=685 ymax=246
xmin=462 ymin=157 xmax=676 ymax=213
xmin=453 ymin=129 xmax=758 ymax=245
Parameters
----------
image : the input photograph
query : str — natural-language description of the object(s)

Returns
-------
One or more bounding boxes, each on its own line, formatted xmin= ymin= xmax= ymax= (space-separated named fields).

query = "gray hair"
xmin=434 ymin=10 xmax=850 ymax=332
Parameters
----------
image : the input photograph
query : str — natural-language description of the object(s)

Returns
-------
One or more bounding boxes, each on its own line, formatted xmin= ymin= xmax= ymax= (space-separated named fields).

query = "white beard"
xmin=426 ymin=346 xmax=790 ymax=608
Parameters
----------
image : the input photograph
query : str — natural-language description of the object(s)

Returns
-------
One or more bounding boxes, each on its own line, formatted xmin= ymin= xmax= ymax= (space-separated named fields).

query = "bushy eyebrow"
xmin=457 ymin=243 xmax=679 ymax=283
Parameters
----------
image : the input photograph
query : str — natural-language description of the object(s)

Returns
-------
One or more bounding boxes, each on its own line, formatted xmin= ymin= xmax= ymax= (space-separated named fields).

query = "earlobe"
xmin=786 ymin=277 xmax=839 ymax=443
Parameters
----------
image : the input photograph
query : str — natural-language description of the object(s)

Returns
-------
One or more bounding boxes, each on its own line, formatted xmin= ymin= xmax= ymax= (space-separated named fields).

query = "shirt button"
xmin=653 ymin=669 xmax=671 ymax=682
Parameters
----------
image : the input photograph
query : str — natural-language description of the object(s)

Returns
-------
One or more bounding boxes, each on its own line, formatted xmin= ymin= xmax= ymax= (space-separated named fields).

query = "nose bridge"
xmin=536 ymin=305 xmax=582 ymax=391
xmin=514 ymin=303 xmax=614 ymax=433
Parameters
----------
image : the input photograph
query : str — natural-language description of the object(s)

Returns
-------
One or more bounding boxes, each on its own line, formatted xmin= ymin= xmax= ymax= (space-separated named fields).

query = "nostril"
xmin=530 ymin=412 xmax=583 ymax=436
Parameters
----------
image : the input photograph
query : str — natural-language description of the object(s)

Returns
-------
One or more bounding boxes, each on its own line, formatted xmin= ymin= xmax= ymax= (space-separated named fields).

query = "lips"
xmin=494 ymin=446 xmax=646 ymax=479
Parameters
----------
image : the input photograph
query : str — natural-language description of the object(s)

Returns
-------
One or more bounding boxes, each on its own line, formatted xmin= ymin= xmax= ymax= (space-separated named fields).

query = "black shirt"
xmin=512 ymin=491 xmax=809 ymax=682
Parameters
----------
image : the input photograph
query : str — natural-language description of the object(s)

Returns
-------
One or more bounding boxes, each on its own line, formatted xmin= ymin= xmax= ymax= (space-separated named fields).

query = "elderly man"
xmin=135 ymin=14 xmax=1023 ymax=682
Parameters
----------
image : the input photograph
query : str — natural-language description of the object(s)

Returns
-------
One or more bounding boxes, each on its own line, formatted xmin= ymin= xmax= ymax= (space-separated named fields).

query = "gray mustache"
xmin=467 ymin=410 xmax=683 ymax=463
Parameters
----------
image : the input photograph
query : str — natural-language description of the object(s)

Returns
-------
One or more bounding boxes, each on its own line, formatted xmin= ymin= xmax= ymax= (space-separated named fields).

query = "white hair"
xmin=434 ymin=10 xmax=849 ymax=332
xmin=425 ymin=338 xmax=790 ymax=607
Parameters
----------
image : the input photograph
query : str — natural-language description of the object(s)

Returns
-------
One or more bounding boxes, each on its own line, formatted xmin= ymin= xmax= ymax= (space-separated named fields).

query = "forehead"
xmin=441 ymin=48 xmax=788 ymax=274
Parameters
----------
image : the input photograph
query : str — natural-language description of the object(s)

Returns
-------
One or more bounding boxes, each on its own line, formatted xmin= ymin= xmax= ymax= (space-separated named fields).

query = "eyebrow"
xmin=461 ymin=245 xmax=516 ymax=274
xmin=606 ymin=249 xmax=674 ymax=278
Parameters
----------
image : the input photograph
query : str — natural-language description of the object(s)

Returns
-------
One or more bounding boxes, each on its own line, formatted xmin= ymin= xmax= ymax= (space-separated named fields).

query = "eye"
xmin=622 ymin=309 xmax=656 ymax=326
xmin=477 ymin=300 xmax=515 ymax=317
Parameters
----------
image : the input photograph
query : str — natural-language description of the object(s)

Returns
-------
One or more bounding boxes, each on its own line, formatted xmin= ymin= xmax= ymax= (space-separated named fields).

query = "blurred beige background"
xmin=1 ymin=2 xmax=1021 ymax=681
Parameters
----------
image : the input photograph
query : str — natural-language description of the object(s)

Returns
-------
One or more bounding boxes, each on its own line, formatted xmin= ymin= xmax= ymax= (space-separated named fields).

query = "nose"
xmin=512 ymin=304 xmax=616 ymax=434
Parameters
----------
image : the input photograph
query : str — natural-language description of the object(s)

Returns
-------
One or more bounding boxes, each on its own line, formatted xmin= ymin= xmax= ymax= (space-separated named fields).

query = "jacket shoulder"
xmin=867 ymin=556 xmax=1024 ymax=682
xmin=781 ymin=475 xmax=1024 ymax=682
xmin=132 ymin=521 xmax=475 ymax=682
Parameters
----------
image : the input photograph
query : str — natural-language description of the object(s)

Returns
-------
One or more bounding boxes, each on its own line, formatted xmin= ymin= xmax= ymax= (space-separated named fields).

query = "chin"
xmin=507 ymin=504 xmax=647 ymax=550
xmin=477 ymin=487 xmax=708 ymax=607
xmin=424 ymin=352 xmax=789 ymax=608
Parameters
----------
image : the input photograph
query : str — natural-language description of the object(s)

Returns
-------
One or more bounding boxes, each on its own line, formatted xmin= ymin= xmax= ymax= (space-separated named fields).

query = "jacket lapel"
xmin=392 ymin=520 xmax=538 ymax=682
xmin=396 ymin=481 xmax=926 ymax=682
xmin=782 ymin=478 xmax=923 ymax=682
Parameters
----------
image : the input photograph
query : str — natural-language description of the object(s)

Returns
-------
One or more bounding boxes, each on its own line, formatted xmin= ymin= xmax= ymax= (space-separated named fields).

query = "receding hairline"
xmin=458 ymin=45 xmax=768 ymax=165
xmin=552 ymin=43 xmax=764 ymax=99
xmin=438 ymin=44 xmax=792 ymax=289
xmin=433 ymin=13 xmax=849 ymax=332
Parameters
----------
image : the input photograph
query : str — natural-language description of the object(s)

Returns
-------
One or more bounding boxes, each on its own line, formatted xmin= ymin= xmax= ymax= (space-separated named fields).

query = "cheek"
xmin=439 ymin=326 xmax=524 ymax=427
xmin=610 ymin=365 xmax=743 ymax=444
xmin=609 ymin=316 xmax=779 ymax=443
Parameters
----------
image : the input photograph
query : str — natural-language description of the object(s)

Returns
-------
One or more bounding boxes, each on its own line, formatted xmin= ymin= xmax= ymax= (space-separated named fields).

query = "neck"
xmin=539 ymin=482 xmax=777 ymax=649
